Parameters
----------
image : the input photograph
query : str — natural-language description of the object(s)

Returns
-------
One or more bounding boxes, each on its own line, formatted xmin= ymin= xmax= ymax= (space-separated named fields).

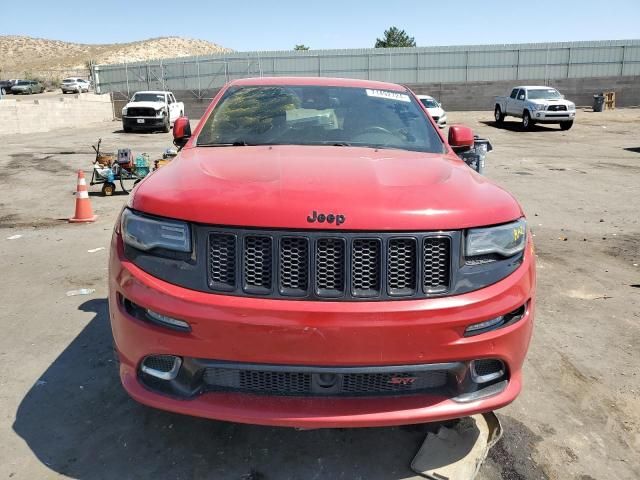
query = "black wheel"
xmin=522 ymin=110 xmax=534 ymax=130
xmin=162 ymin=115 xmax=170 ymax=133
xmin=494 ymin=105 xmax=504 ymax=124
xmin=0 ymin=88 xmax=5 ymax=95
xmin=560 ymin=121 xmax=574 ymax=131
xmin=102 ymin=182 xmax=116 ymax=196
xmin=123 ymin=124 xmax=131 ymax=133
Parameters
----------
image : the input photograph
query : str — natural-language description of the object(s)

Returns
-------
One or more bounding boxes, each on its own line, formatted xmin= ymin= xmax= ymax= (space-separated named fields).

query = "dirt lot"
xmin=0 ymin=110 xmax=638 ymax=480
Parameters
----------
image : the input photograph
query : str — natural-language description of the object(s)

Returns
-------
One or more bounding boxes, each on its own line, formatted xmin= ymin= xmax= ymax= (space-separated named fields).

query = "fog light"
xmin=536 ymin=113 xmax=541 ymax=118
xmin=146 ymin=309 xmax=191 ymax=331
xmin=465 ymin=316 xmax=505 ymax=334
xmin=141 ymin=355 xmax=182 ymax=380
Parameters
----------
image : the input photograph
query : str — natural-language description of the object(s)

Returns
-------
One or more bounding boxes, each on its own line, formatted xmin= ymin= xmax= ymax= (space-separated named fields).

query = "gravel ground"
xmin=0 ymin=110 xmax=638 ymax=479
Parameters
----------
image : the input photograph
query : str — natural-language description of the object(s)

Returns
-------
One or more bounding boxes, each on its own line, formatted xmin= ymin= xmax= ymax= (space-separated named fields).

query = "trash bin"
xmin=593 ymin=94 xmax=605 ymax=112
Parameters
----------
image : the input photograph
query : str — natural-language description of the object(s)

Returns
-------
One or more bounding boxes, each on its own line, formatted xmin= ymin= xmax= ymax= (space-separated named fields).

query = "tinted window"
xmin=510 ymin=88 xmax=519 ymax=99
xmin=132 ymin=93 xmax=165 ymax=102
xmin=420 ymin=98 xmax=439 ymax=108
xmin=527 ymin=89 xmax=562 ymax=100
xmin=198 ymin=85 xmax=445 ymax=153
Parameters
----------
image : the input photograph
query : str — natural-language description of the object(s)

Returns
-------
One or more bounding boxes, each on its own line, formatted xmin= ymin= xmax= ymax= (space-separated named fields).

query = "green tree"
xmin=294 ymin=44 xmax=310 ymax=51
xmin=375 ymin=27 xmax=416 ymax=48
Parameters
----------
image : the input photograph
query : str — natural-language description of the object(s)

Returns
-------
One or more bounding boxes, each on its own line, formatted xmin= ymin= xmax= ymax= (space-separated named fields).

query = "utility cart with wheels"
xmin=90 ymin=139 xmax=150 ymax=196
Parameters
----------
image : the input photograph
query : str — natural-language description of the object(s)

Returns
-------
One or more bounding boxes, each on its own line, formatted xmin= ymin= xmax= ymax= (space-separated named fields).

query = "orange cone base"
xmin=69 ymin=214 xmax=98 ymax=223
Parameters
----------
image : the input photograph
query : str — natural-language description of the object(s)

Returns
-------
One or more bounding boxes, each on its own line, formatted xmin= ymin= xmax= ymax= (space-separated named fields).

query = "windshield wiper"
xmin=199 ymin=141 xmax=249 ymax=147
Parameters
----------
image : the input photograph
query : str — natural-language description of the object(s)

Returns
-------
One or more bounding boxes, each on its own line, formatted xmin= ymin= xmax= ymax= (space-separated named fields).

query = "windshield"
xmin=419 ymin=98 xmax=439 ymax=108
xmin=17 ymin=81 xmax=30 ymax=85
xmin=63 ymin=79 xmax=75 ymax=83
xmin=197 ymin=85 xmax=445 ymax=153
xmin=528 ymin=89 xmax=561 ymax=100
xmin=132 ymin=93 xmax=165 ymax=102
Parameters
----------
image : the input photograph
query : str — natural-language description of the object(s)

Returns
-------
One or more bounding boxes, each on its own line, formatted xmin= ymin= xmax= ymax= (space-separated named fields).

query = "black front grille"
xmin=243 ymin=236 xmax=273 ymax=293
xmin=315 ymin=238 xmax=346 ymax=296
xmin=127 ymin=107 xmax=156 ymax=117
xmin=202 ymin=366 xmax=449 ymax=397
xmin=351 ymin=239 xmax=381 ymax=297
xmin=388 ymin=238 xmax=417 ymax=296
xmin=547 ymin=104 xmax=567 ymax=111
xmin=207 ymin=230 xmax=452 ymax=301
xmin=208 ymin=233 xmax=236 ymax=291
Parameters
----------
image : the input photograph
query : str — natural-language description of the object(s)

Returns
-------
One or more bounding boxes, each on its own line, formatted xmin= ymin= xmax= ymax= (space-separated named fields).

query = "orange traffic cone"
xmin=69 ymin=170 xmax=97 ymax=223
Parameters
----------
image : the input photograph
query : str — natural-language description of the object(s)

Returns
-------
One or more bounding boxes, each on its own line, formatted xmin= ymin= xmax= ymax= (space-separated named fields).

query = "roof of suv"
xmin=230 ymin=76 xmax=407 ymax=91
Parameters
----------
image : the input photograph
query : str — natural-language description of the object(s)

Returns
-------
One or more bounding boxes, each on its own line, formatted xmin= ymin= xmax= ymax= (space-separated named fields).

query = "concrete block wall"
xmin=409 ymin=75 xmax=640 ymax=111
xmin=109 ymin=74 xmax=640 ymax=120
xmin=0 ymin=94 xmax=114 ymax=135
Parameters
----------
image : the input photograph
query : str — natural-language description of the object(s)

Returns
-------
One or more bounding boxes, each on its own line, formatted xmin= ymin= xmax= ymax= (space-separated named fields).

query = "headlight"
xmin=466 ymin=219 xmax=527 ymax=258
xmin=529 ymin=104 xmax=545 ymax=111
xmin=156 ymin=107 xmax=166 ymax=116
xmin=122 ymin=107 xmax=128 ymax=116
xmin=568 ymin=103 xmax=575 ymax=110
xmin=121 ymin=209 xmax=191 ymax=252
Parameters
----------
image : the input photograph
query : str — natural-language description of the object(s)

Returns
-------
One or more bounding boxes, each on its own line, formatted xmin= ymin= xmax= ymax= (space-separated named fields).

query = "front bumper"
xmin=122 ymin=116 xmax=165 ymax=130
xmin=109 ymin=232 xmax=535 ymax=428
xmin=532 ymin=110 xmax=575 ymax=122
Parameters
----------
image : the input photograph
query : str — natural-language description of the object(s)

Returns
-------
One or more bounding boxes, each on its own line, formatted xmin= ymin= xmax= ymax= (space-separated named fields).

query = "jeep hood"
xmin=131 ymin=145 xmax=523 ymax=230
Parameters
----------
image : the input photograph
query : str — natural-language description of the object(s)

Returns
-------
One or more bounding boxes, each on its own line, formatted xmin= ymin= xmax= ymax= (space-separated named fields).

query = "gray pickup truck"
xmin=494 ymin=86 xmax=576 ymax=130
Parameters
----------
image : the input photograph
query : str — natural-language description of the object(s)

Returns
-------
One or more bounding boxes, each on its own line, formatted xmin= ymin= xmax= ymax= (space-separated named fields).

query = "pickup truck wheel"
xmin=123 ymin=124 xmax=131 ymax=133
xmin=560 ymin=121 xmax=574 ymax=131
xmin=162 ymin=115 xmax=170 ymax=133
xmin=522 ymin=111 xmax=534 ymax=130
xmin=494 ymin=105 xmax=504 ymax=124
xmin=0 ymin=88 xmax=5 ymax=95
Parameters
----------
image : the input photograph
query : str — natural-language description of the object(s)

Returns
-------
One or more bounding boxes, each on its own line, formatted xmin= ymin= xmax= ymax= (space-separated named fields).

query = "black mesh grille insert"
xmin=207 ymin=230 xmax=452 ymax=300
xmin=209 ymin=233 xmax=236 ymax=291
xmin=126 ymin=107 xmax=156 ymax=117
xmin=243 ymin=236 xmax=273 ymax=293
xmin=423 ymin=237 xmax=451 ymax=292
xmin=351 ymin=239 xmax=381 ymax=297
xmin=202 ymin=367 xmax=450 ymax=397
xmin=387 ymin=238 xmax=417 ymax=296
xmin=315 ymin=238 xmax=345 ymax=296
xmin=279 ymin=237 xmax=309 ymax=295
xmin=474 ymin=359 xmax=504 ymax=377
xmin=142 ymin=355 xmax=176 ymax=373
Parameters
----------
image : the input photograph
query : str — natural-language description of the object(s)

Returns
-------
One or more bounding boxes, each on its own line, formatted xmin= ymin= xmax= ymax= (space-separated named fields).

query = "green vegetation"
xmin=375 ymin=27 xmax=416 ymax=48
xmin=294 ymin=45 xmax=310 ymax=51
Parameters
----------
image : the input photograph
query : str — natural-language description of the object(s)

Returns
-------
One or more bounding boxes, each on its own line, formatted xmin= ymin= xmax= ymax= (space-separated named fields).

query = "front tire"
xmin=494 ymin=105 xmax=504 ymax=124
xmin=0 ymin=88 xmax=5 ymax=95
xmin=123 ymin=124 xmax=132 ymax=133
xmin=560 ymin=121 xmax=574 ymax=131
xmin=162 ymin=115 xmax=170 ymax=133
xmin=522 ymin=110 xmax=534 ymax=130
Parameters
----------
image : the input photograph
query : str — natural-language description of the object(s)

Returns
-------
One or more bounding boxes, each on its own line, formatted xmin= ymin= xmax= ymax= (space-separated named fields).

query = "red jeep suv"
xmin=109 ymin=77 xmax=535 ymax=428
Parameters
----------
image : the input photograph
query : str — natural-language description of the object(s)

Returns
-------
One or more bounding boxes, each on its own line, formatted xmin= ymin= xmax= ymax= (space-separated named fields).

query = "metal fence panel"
xmin=94 ymin=39 xmax=640 ymax=98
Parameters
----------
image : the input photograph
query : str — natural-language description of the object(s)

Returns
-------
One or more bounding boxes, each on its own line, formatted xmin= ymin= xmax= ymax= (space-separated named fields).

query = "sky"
xmin=1 ymin=0 xmax=639 ymax=51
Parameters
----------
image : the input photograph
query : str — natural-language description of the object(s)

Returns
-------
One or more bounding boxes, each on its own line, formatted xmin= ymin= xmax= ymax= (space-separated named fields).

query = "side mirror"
xmin=448 ymin=125 xmax=474 ymax=152
xmin=173 ymin=116 xmax=191 ymax=149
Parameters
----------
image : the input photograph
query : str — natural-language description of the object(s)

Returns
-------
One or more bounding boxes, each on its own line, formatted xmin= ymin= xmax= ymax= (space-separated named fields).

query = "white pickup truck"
xmin=494 ymin=86 xmax=576 ymax=130
xmin=121 ymin=91 xmax=184 ymax=133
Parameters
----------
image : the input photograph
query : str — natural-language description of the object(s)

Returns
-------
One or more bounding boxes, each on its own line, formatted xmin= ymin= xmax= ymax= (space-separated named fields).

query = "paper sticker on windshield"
xmin=366 ymin=89 xmax=411 ymax=102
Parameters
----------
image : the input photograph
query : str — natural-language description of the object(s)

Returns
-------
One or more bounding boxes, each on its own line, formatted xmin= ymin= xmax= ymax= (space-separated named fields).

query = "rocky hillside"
xmin=0 ymin=35 xmax=231 ymax=78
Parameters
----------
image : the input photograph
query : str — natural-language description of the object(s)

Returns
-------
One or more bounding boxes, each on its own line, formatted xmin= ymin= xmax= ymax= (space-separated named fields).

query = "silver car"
xmin=61 ymin=78 xmax=91 ymax=94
